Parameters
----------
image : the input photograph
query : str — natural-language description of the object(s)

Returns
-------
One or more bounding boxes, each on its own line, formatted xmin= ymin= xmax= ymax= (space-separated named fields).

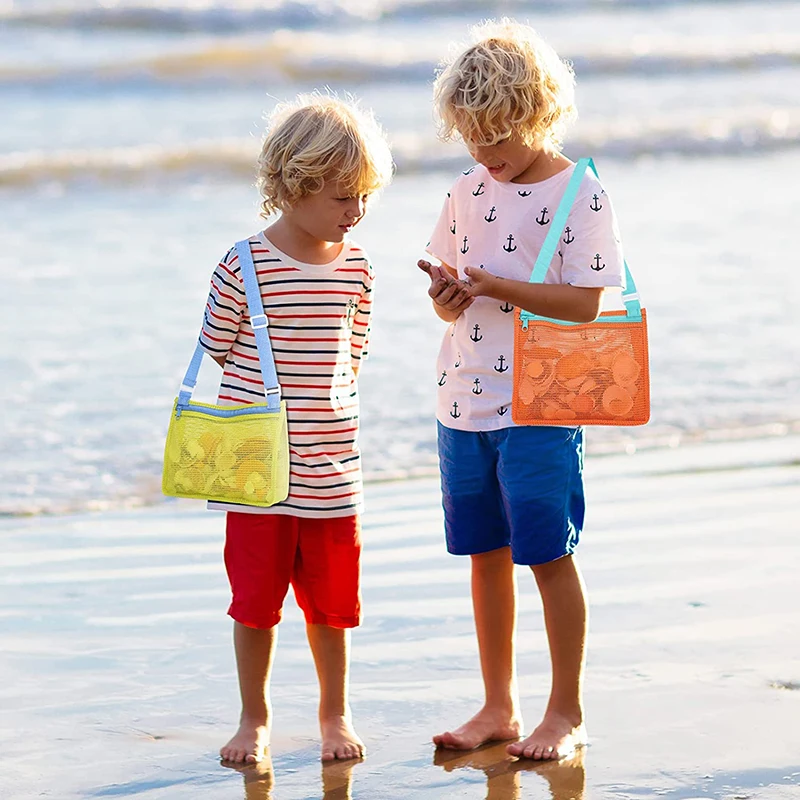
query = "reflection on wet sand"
xmin=225 ymin=751 xmax=362 ymax=800
xmin=434 ymin=742 xmax=586 ymax=800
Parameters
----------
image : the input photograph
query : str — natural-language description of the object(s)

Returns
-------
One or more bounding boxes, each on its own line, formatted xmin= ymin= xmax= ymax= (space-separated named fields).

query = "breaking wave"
xmin=2 ymin=109 xmax=797 ymax=188
xmin=3 ymin=32 xmax=800 ymax=86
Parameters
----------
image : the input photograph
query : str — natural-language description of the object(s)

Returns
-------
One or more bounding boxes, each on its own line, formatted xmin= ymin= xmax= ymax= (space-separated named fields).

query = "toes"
xmin=506 ymin=741 xmax=523 ymax=756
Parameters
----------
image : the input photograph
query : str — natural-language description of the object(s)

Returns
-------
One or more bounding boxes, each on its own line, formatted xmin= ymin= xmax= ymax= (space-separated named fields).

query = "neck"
xmin=513 ymin=148 xmax=571 ymax=184
xmin=265 ymin=218 xmax=342 ymax=265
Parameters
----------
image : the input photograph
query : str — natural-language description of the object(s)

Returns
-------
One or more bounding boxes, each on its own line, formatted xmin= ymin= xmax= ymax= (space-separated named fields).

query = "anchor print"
xmin=450 ymin=220 xmax=456 ymax=234
xmin=590 ymin=194 xmax=603 ymax=212
xmin=497 ymin=406 xmax=508 ymax=416
xmin=472 ymin=378 xmax=483 ymax=395
xmin=450 ymin=401 xmax=461 ymax=419
xmin=460 ymin=236 xmax=469 ymax=254
xmin=484 ymin=206 xmax=497 ymax=223
xmin=470 ymin=324 xmax=483 ymax=342
xmin=536 ymin=207 xmax=550 ymax=226
xmin=500 ymin=301 xmax=514 ymax=313
xmin=503 ymin=234 xmax=517 ymax=253
xmin=438 ymin=371 xmax=447 ymax=386
xmin=517 ymin=190 xmax=531 ymax=197
xmin=591 ymin=253 xmax=605 ymax=271
xmin=563 ymin=226 xmax=574 ymax=244
xmin=454 ymin=353 xmax=462 ymax=368
xmin=472 ymin=182 xmax=485 ymax=196
xmin=494 ymin=355 xmax=509 ymax=373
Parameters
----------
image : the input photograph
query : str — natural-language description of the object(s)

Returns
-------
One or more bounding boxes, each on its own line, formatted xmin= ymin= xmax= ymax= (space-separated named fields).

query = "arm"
xmin=350 ymin=262 xmax=375 ymax=377
xmin=199 ymin=249 xmax=245 ymax=368
xmin=464 ymin=266 xmax=603 ymax=323
xmin=417 ymin=259 xmax=473 ymax=322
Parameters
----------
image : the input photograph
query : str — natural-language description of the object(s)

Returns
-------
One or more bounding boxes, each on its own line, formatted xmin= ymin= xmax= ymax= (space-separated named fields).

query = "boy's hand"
xmin=418 ymin=260 xmax=473 ymax=314
xmin=463 ymin=266 xmax=499 ymax=298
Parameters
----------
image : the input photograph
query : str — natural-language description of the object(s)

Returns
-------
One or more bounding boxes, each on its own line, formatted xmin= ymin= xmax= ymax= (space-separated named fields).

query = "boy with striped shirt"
xmin=198 ymin=94 xmax=393 ymax=764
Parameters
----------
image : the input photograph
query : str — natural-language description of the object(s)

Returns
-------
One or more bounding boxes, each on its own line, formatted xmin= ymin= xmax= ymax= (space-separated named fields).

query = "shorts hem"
xmin=446 ymin=542 xmax=510 ymax=557
xmin=228 ymin=606 xmax=282 ymax=630
xmin=305 ymin=612 xmax=361 ymax=629
xmin=512 ymin=543 xmax=578 ymax=567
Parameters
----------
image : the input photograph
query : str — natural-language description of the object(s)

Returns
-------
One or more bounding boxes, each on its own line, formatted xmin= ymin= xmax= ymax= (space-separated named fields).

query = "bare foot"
xmin=320 ymin=715 xmax=365 ymax=762
xmin=220 ymin=719 xmax=271 ymax=764
xmin=433 ymin=706 xmax=523 ymax=751
xmin=506 ymin=711 xmax=587 ymax=761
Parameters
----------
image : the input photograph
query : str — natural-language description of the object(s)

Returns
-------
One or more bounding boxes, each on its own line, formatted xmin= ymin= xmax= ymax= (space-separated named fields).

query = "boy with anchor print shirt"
xmin=418 ymin=20 xmax=625 ymax=761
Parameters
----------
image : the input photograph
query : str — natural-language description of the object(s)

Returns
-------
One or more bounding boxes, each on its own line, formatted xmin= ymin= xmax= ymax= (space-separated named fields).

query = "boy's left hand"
xmin=463 ymin=266 xmax=498 ymax=298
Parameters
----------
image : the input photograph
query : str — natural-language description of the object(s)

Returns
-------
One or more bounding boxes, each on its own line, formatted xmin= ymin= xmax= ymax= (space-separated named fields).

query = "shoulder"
xmin=450 ymin=164 xmax=487 ymax=196
xmin=343 ymin=240 xmax=374 ymax=281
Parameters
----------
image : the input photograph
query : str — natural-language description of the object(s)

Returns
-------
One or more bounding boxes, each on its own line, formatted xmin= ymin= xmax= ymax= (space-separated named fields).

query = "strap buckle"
xmin=251 ymin=313 xmax=268 ymax=330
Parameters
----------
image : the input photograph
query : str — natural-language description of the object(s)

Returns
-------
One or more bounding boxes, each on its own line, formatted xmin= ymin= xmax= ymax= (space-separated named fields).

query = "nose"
xmin=346 ymin=196 xmax=366 ymax=220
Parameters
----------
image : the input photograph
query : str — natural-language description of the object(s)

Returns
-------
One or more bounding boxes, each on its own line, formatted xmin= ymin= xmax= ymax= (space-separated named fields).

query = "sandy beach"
xmin=1 ymin=433 xmax=798 ymax=799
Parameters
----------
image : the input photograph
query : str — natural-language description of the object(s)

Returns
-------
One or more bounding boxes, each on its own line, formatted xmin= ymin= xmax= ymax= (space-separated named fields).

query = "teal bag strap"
xmin=177 ymin=239 xmax=281 ymax=413
xmin=520 ymin=158 xmax=641 ymax=327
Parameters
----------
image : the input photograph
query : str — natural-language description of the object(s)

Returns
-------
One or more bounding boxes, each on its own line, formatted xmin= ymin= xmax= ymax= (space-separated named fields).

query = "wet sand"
xmin=1 ymin=434 xmax=799 ymax=799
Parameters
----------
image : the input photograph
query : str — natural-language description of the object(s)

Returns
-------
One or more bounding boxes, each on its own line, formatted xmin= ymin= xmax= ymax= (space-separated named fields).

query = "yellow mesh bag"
xmin=512 ymin=310 xmax=650 ymax=426
xmin=162 ymin=399 xmax=289 ymax=506
xmin=162 ymin=238 xmax=290 ymax=507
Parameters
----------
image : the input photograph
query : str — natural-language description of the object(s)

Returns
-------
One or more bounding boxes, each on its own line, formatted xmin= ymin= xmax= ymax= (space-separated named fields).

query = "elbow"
xmin=578 ymin=294 xmax=603 ymax=323
xmin=576 ymin=305 xmax=601 ymax=323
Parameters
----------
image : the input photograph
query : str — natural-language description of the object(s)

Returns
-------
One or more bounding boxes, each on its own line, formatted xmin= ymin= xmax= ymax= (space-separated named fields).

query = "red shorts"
xmin=224 ymin=512 xmax=362 ymax=630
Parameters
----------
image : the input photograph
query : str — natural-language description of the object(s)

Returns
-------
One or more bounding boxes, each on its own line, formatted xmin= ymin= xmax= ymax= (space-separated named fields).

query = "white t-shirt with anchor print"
xmin=426 ymin=161 xmax=626 ymax=432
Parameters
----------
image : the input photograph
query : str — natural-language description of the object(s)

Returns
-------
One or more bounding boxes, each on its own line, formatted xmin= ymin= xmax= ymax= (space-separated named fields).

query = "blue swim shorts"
xmin=437 ymin=422 xmax=585 ymax=566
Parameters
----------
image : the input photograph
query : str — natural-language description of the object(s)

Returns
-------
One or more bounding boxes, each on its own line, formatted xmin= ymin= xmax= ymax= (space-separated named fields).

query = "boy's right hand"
xmin=417 ymin=260 xmax=473 ymax=314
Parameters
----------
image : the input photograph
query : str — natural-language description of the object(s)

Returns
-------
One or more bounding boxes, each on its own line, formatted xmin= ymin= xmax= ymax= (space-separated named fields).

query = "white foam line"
xmin=1 ymin=541 xmax=220 ymax=568
xmin=0 ymin=562 xmax=219 ymax=586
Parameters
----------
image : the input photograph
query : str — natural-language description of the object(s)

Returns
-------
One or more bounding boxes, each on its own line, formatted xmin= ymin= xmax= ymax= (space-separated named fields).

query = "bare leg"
xmin=220 ymin=622 xmax=277 ymax=763
xmin=508 ymin=555 xmax=588 ymax=761
xmin=306 ymin=623 xmax=365 ymax=761
xmin=434 ymin=547 xmax=523 ymax=750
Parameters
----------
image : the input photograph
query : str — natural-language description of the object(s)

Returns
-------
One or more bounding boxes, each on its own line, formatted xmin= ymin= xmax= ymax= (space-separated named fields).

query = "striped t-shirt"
xmin=198 ymin=231 xmax=374 ymax=518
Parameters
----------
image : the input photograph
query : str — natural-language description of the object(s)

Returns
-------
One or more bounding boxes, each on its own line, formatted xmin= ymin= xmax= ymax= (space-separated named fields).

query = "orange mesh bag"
xmin=512 ymin=159 xmax=650 ymax=427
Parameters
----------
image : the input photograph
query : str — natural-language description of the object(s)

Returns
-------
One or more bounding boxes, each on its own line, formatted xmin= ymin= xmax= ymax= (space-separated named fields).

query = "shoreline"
xmin=4 ymin=424 xmax=799 ymax=521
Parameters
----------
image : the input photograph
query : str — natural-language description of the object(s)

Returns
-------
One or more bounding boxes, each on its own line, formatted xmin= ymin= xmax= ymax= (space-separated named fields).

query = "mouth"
xmin=485 ymin=163 xmax=505 ymax=175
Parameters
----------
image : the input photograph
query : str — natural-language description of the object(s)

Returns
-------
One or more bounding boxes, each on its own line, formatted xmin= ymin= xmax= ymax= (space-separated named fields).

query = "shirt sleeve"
xmin=425 ymin=182 xmax=459 ymax=268
xmin=557 ymin=173 xmax=626 ymax=289
xmin=350 ymin=259 xmax=375 ymax=374
xmin=198 ymin=246 xmax=245 ymax=360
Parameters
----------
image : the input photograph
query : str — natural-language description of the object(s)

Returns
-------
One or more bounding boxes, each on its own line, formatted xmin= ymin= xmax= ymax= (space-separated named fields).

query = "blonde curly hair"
xmin=433 ymin=19 xmax=577 ymax=151
xmin=257 ymin=93 xmax=394 ymax=218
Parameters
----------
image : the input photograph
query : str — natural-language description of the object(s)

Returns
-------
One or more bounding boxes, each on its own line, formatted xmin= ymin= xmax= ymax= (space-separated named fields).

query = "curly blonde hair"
xmin=257 ymin=93 xmax=394 ymax=218
xmin=433 ymin=19 xmax=577 ymax=151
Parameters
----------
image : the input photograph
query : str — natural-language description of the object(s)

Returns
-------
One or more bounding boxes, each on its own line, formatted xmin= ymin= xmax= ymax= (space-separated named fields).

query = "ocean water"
xmin=2 ymin=0 xmax=799 ymax=515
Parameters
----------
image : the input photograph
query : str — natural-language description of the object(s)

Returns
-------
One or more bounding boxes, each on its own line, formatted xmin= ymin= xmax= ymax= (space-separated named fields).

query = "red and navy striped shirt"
xmin=199 ymin=231 xmax=374 ymax=518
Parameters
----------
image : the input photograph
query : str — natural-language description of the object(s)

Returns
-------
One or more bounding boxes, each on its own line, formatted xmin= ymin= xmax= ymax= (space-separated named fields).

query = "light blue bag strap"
xmin=521 ymin=157 xmax=642 ymax=323
xmin=235 ymin=239 xmax=281 ymax=410
xmin=177 ymin=239 xmax=281 ymax=412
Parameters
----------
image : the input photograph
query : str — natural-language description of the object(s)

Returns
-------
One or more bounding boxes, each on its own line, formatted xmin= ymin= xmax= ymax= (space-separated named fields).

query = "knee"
xmin=531 ymin=553 xmax=577 ymax=585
